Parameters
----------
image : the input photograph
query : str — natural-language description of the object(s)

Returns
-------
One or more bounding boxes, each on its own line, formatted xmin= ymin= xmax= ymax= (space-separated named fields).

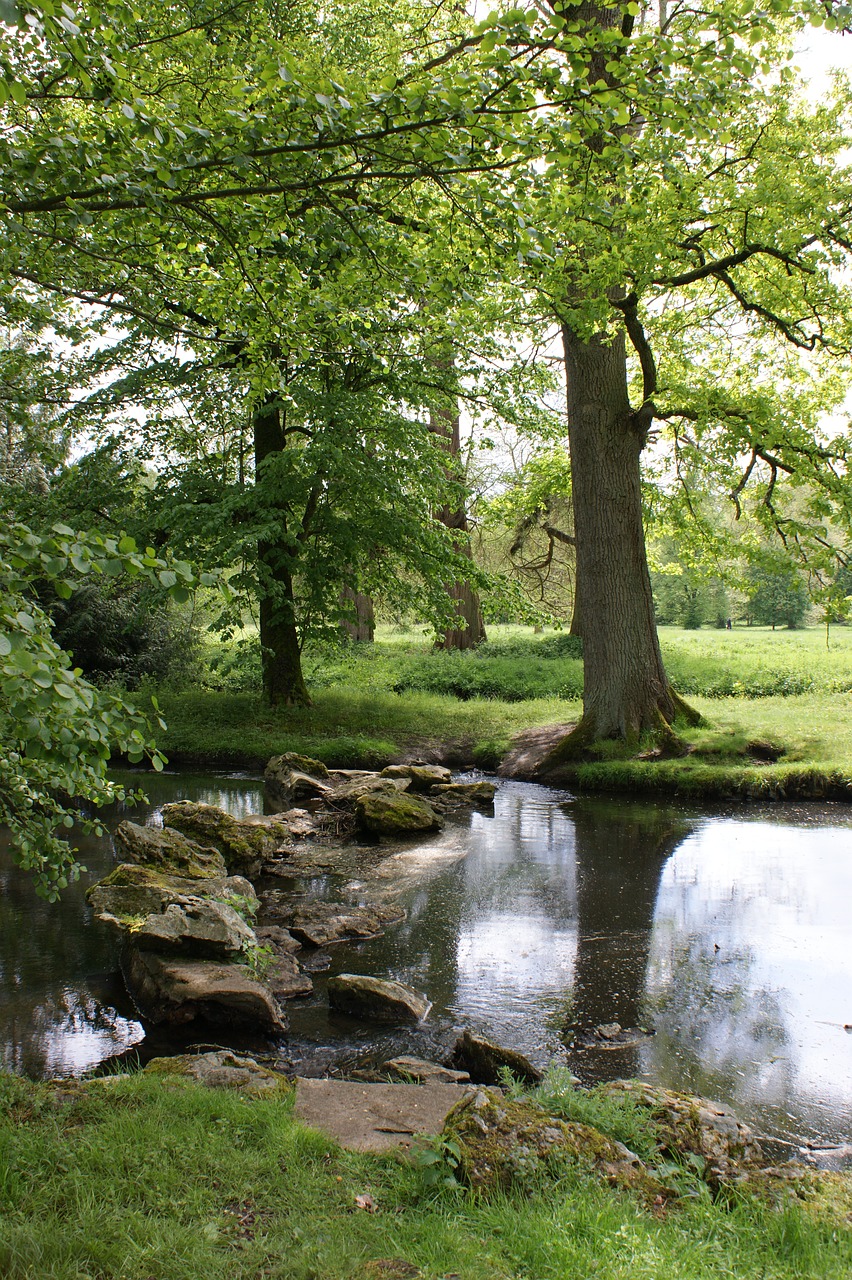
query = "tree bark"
xmin=430 ymin=383 xmax=486 ymax=650
xmin=253 ymin=395 xmax=311 ymax=706
xmin=537 ymin=327 xmax=696 ymax=768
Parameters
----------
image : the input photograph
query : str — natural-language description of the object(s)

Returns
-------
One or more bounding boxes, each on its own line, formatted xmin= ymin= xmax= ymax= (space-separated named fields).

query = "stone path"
xmin=294 ymin=1078 xmax=472 ymax=1152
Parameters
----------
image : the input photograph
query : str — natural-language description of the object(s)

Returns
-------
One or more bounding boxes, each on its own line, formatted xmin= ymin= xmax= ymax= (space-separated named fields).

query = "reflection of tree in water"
xmin=646 ymin=922 xmax=795 ymax=1138
xmin=565 ymin=799 xmax=692 ymax=1081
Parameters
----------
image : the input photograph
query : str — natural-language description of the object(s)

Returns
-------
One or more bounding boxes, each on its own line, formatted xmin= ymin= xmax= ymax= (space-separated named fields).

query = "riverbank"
xmin=1 ymin=1067 xmax=849 ymax=1280
xmin=153 ymin=687 xmax=852 ymax=801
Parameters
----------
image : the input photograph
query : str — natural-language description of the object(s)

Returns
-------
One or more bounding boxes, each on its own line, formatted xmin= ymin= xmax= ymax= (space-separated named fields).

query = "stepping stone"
xmin=293 ymin=1079 xmax=472 ymax=1152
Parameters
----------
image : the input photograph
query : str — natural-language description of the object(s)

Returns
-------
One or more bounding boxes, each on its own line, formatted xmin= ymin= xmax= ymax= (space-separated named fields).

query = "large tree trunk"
xmin=538 ymin=327 xmax=695 ymax=767
xmin=253 ymin=396 xmax=311 ymax=706
xmin=430 ymin=387 xmax=486 ymax=650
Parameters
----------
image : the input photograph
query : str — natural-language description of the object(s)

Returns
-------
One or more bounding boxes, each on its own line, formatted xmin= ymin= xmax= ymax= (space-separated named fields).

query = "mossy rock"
xmin=114 ymin=820 xmax=227 ymax=878
xmin=443 ymin=1087 xmax=663 ymax=1199
xmin=87 ymin=863 xmax=256 ymax=929
xmin=450 ymin=1030 xmax=541 ymax=1086
xmin=355 ymin=792 xmax=443 ymax=835
xmin=144 ymin=1050 xmax=292 ymax=1095
xmin=161 ymin=802 xmax=294 ymax=877
xmin=598 ymin=1081 xmax=764 ymax=1184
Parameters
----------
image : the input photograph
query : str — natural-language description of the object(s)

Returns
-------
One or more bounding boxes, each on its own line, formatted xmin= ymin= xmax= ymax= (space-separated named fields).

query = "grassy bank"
xmin=150 ymin=626 xmax=852 ymax=799
xmin=1 ymin=1070 xmax=849 ymax=1280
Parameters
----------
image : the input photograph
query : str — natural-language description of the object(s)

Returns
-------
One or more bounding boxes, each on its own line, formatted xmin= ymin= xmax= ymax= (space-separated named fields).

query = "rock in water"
xmin=87 ymin=863 xmax=256 ymax=925
xmin=114 ymin=820 xmax=227 ymax=878
xmin=264 ymin=753 xmax=332 ymax=806
xmin=382 ymin=1056 xmax=471 ymax=1084
xmin=124 ymin=950 xmax=286 ymax=1033
xmin=355 ymin=792 xmax=443 ymax=835
xmin=130 ymin=895 xmax=255 ymax=959
xmin=380 ymin=764 xmax=452 ymax=792
xmin=450 ymin=1030 xmax=542 ymax=1086
xmin=269 ymin=901 xmax=405 ymax=947
xmin=160 ymin=802 xmax=296 ymax=878
xmin=328 ymin=974 xmax=431 ymax=1023
xmin=431 ymin=781 xmax=496 ymax=807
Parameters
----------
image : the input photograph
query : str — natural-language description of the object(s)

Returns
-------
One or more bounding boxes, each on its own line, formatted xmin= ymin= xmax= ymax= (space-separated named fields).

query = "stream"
xmin=1 ymin=770 xmax=851 ymax=1162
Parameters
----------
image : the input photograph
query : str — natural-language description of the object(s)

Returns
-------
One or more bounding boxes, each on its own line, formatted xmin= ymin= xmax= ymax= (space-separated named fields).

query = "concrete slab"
xmin=293 ymin=1078 xmax=472 ymax=1152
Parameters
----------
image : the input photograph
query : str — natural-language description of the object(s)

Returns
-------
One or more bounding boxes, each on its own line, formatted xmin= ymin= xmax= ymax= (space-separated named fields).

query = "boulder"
xmin=355 ymin=792 xmax=443 ymax=835
xmin=113 ymin=820 xmax=227 ymax=878
xmin=266 ymin=953 xmax=313 ymax=1000
xmin=160 ymin=802 xmax=296 ymax=878
xmin=264 ymin=753 xmax=332 ymax=806
xmin=450 ymin=1030 xmax=542 ymax=1086
xmin=130 ymin=895 xmax=255 ymax=958
xmin=443 ymin=1087 xmax=661 ymax=1198
xmin=598 ymin=1081 xmax=764 ymax=1184
xmin=431 ymin=781 xmax=496 ymax=807
xmin=382 ymin=1056 xmax=470 ymax=1085
xmin=255 ymin=925 xmax=301 ymax=954
xmin=380 ymin=764 xmax=452 ymax=792
xmin=87 ymin=863 xmax=256 ymax=926
xmin=144 ymin=1050 xmax=290 ymax=1095
xmin=277 ymin=901 xmax=405 ymax=947
xmin=123 ymin=949 xmax=286 ymax=1033
xmin=328 ymin=775 xmax=410 ymax=806
xmin=328 ymin=974 xmax=432 ymax=1023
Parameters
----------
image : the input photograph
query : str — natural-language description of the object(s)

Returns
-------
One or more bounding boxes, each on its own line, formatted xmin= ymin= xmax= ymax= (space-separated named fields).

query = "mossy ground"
xmin=1 ymin=1070 xmax=849 ymax=1280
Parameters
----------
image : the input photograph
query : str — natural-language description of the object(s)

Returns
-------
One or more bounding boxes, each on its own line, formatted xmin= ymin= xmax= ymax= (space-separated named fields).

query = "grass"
xmin=147 ymin=624 xmax=852 ymax=798
xmin=1 ymin=1070 xmax=849 ymax=1280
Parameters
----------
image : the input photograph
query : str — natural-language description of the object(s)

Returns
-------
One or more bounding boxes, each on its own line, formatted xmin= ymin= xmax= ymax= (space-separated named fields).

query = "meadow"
xmin=156 ymin=624 xmax=852 ymax=798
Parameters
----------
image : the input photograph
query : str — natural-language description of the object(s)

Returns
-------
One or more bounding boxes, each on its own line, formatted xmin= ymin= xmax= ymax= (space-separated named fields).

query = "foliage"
xmin=0 ymin=522 xmax=217 ymax=897
xmin=745 ymin=559 xmax=811 ymax=630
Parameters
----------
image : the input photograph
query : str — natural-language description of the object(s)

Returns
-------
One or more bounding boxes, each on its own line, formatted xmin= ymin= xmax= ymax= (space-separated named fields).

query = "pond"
xmin=2 ymin=771 xmax=851 ymax=1162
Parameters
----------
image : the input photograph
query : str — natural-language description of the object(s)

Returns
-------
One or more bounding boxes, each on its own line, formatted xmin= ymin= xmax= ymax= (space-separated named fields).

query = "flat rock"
xmin=294 ymin=1078 xmax=472 ymax=1152
xmin=328 ymin=974 xmax=431 ymax=1023
xmin=160 ymin=802 xmax=296 ymax=878
xmin=114 ymin=820 xmax=227 ymax=878
xmin=144 ymin=1050 xmax=290 ymax=1094
xmin=88 ymin=863 xmax=256 ymax=924
xmin=276 ymin=901 xmax=405 ymax=947
xmin=381 ymin=764 xmax=452 ymax=792
xmin=328 ymin=776 xmax=410 ymax=806
xmin=255 ymin=925 xmax=301 ymax=954
xmin=382 ymin=1056 xmax=470 ymax=1085
xmin=355 ymin=792 xmax=442 ymax=835
xmin=130 ymin=895 xmax=255 ymax=958
xmin=450 ymin=1029 xmax=542 ymax=1086
xmin=124 ymin=949 xmax=286 ymax=1033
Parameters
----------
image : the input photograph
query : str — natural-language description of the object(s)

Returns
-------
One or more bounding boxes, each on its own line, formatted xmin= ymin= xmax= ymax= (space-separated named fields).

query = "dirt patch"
xmin=498 ymin=724 xmax=575 ymax=780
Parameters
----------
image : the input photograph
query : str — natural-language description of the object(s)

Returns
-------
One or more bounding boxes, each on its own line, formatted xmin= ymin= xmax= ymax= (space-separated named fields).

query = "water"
xmin=1 ymin=772 xmax=851 ymax=1156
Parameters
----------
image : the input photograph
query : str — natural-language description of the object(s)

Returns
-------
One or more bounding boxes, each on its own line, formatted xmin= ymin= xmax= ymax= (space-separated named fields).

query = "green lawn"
xmin=1 ymin=1071 xmax=849 ymax=1280
xmin=154 ymin=625 xmax=852 ymax=798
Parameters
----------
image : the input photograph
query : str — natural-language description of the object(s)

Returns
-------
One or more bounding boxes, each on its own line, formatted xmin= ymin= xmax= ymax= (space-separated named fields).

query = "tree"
xmin=525 ymin=0 xmax=852 ymax=767
xmin=745 ymin=559 xmax=810 ymax=629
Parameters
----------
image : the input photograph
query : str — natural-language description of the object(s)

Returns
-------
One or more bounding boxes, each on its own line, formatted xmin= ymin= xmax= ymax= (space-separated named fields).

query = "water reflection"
xmin=2 ymin=772 xmax=851 ymax=1152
